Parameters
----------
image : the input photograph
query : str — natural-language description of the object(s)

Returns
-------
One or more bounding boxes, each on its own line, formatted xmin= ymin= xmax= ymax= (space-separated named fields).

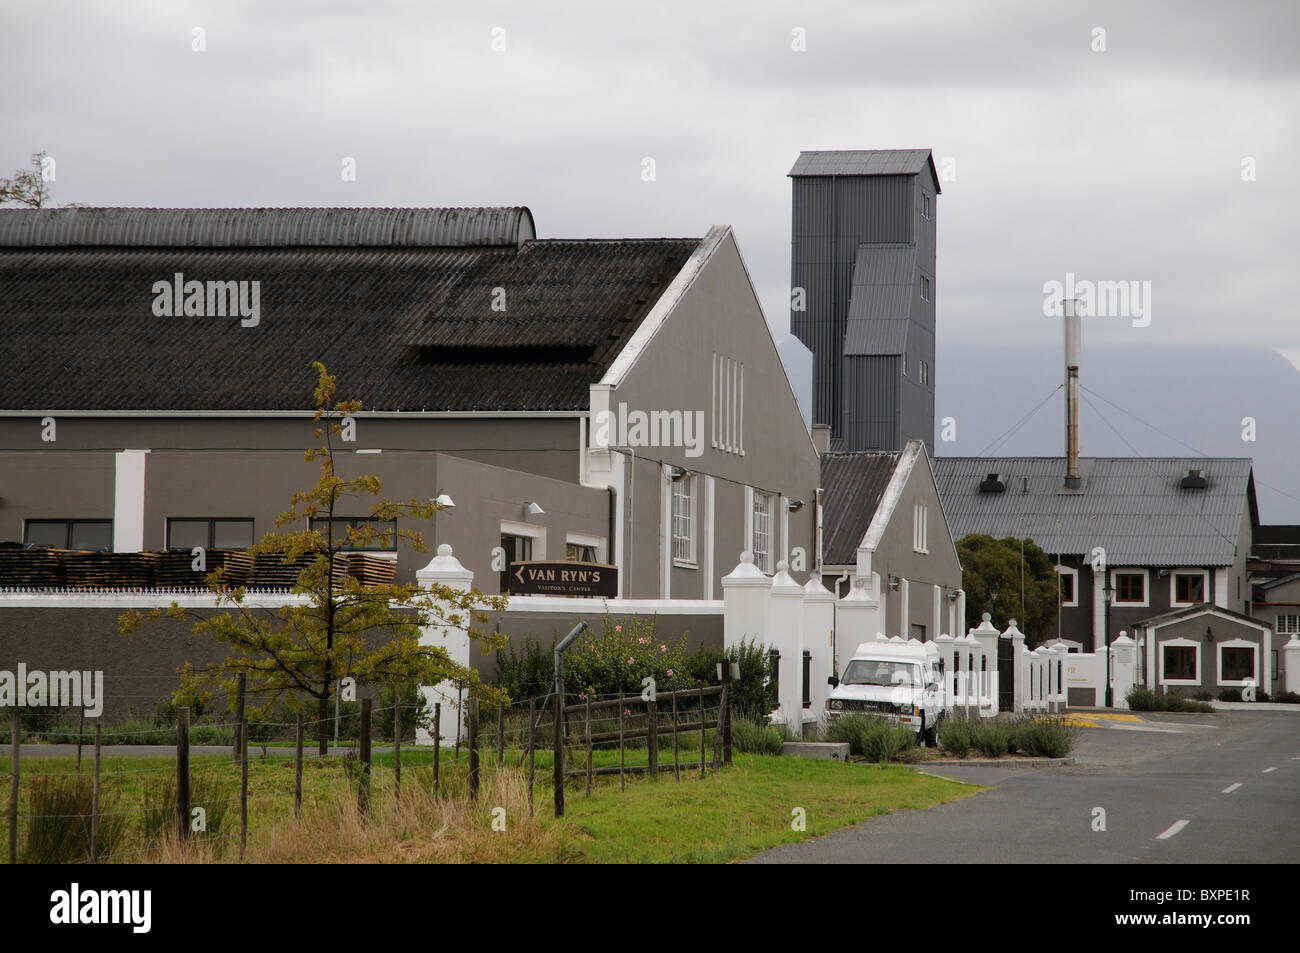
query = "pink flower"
xmin=666 ymin=669 xmax=675 ymax=677
xmin=627 ymin=657 xmax=635 ymax=665
xmin=579 ymin=692 xmax=588 ymax=700
xmin=615 ymin=625 xmax=622 ymax=633
xmin=624 ymin=708 xmax=632 ymax=716
xmin=638 ymin=637 xmax=648 ymax=645
xmin=659 ymin=644 xmax=667 ymax=652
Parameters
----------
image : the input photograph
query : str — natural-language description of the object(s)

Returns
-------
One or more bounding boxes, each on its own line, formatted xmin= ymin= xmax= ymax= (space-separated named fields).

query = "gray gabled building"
xmin=789 ymin=149 xmax=940 ymax=453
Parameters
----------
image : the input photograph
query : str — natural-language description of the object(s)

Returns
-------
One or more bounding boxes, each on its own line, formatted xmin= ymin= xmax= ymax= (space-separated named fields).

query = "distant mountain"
xmin=774 ymin=339 xmax=1300 ymax=523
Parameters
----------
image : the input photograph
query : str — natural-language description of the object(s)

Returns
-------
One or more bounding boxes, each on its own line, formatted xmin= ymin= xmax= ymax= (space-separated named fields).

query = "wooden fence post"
xmin=9 ymin=709 xmax=20 ymax=865
xmin=497 ymin=702 xmax=505 ymax=768
xmin=467 ymin=697 xmax=480 ymax=803
xmin=393 ymin=692 xmax=402 ymax=804
xmin=647 ymin=695 xmax=659 ymax=780
xmin=432 ymin=702 xmax=441 ymax=801
xmin=584 ymin=694 xmax=592 ymax=797
xmin=722 ymin=662 xmax=733 ymax=767
xmin=233 ymin=673 xmax=246 ymax=766
xmin=527 ymin=699 xmax=536 ymax=817
xmin=552 ymin=683 xmax=564 ymax=818
xmin=698 ymin=684 xmax=705 ymax=777
xmin=713 ymin=686 xmax=725 ymax=770
xmin=672 ymin=691 xmax=680 ymax=782
xmin=294 ymin=712 xmax=304 ymax=822
xmin=91 ymin=722 xmax=101 ymax=863
xmin=359 ymin=697 xmax=371 ymax=816
xmin=618 ymin=692 xmax=625 ymax=792
xmin=76 ymin=708 xmax=84 ymax=774
xmin=454 ymin=682 xmax=463 ymax=763
xmin=239 ymin=716 xmax=249 ymax=858
xmin=176 ymin=707 xmax=190 ymax=844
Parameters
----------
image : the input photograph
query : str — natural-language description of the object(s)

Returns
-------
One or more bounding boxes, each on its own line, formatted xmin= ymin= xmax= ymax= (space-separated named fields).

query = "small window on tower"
xmin=920 ymin=275 xmax=931 ymax=302
xmin=921 ymin=193 xmax=932 ymax=220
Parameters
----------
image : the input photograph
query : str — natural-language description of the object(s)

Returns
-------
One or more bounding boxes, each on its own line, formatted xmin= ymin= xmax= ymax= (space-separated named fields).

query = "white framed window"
xmin=1276 ymin=614 xmax=1300 ymax=635
xmin=921 ymin=193 xmax=932 ymax=221
xmin=912 ymin=504 xmax=928 ymax=554
xmin=671 ymin=475 xmax=697 ymax=567
xmin=752 ymin=490 xmax=775 ymax=573
xmin=1169 ymin=569 xmax=1209 ymax=608
xmin=565 ymin=532 xmax=605 ymax=564
xmin=920 ymin=275 xmax=931 ymax=302
xmin=711 ymin=352 xmax=744 ymax=456
xmin=1111 ymin=569 xmax=1149 ymax=608
xmin=1055 ymin=565 xmax=1079 ymax=607
xmin=1159 ymin=637 xmax=1201 ymax=686
xmin=1217 ymin=639 xmax=1258 ymax=687
xmin=500 ymin=519 xmax=546 ymax=594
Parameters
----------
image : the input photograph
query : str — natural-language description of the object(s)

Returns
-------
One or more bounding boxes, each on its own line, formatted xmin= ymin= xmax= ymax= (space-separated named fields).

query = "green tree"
xmin=121 ymin=362 xmax=507 ymax=753
xmin=955 ymin=533 xmax=1060 ymax=647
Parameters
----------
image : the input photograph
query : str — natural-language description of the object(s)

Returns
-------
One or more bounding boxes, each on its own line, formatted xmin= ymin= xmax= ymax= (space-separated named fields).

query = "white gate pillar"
xmin=803 ymin=575 xmax=836 ymax=719
xmin=416 ymin=544 xmax=474 ymax=744
xmin=836 ymin=576 xmax=882 ymax=677
xmin=1110 ymin=631 xmax=1136 ymax=709
xmin=769 ymin=561 xmax=806 ymax=735
xmin=1285 ymin=635 xmax=1300 ymax=695
xmin=722 ymin=551 xmax=770 ymax=653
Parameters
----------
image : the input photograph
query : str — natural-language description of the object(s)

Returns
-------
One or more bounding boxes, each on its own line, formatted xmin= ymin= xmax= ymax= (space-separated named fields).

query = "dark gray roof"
xmin=820 ymin=451 xmax=902 ymax=565
xmin=0 ymin=206 xmax=535 ymax=248
xmin=788 ymin=150 xmax=940 ymax=191
xmin=934 ymin=457 xmax=1256 ymax=566
xmin=1257 ymin=571 xmax=1300 ymax=591
xmin=842 ymin=243 xmax=916 ymax=356
xmin=1131 ymin=603 xmax=1267 ymax=629
xmin=0 ymin=213 xmax=701 ymax=412
xmin=1252 ymin=525 xmax=1300 ymax=562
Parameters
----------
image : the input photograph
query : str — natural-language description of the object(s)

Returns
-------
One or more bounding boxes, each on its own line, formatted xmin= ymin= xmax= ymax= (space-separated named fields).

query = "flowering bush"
xmin=564 ymin=613 xmax=695 ymax=698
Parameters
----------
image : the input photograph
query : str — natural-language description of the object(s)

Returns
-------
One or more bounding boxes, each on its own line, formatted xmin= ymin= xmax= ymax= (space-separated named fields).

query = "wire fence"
xmin=2 ymin=674 xmax=735 ymax=863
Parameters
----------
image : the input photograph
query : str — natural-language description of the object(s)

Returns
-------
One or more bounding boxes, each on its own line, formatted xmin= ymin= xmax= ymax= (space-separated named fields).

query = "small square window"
xmin=1115 ymin=572 xmax=1145 ymax=603
xmin=1222 ymin=646 xmax=1255 ymax=682
xmin=1174 ymin=573 xmax=1204 ymax=604
xmin=1164 ymin=645 xmax=1196 ymax=680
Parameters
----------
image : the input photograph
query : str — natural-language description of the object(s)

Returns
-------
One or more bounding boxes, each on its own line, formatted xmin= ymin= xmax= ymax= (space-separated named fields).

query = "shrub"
xmin=970 ymin=717 xmax=1017 ymax=758
xmin=730 ymin=716 xmax=784 ymax=755
xmin=377 ymin=682 xmax=429 ymax=742
xmin=1217 ymin=687 xmax=1242 ymax=702
xmin=21 ymin=774 xmax=127 ymax=864
xmin=1274 ymin=690 xmax=1300 ymax=704
xmin=496 ymin=637 xmax=554 ymax=703
xmin=938 ymin=715 xmax=972 ymax=757
xmin=1126 ymin=687 xmax=1214 ymax=713
xmin=1013 ymin=715 xmax=1075 ymax=758
xmin=825 ymin=714 xmax=915 ymax=763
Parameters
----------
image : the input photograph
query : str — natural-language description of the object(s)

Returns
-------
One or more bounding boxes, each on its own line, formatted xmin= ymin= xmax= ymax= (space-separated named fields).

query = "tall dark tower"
xmin=789 ymin=149 xmax=939 ymax=453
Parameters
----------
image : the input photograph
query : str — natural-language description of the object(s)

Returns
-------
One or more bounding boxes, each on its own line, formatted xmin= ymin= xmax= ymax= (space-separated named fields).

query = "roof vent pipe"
xmin=1063 ymin=298 xmax=1082 ymax=489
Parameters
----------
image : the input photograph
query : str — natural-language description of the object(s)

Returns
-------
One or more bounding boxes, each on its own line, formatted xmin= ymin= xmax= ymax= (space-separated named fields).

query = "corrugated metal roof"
xmin=0 ymin=236 xmax=700 ymax=412
xmin=842 ymin=242 xmax=915 ymax=356
xmin=0 ymin=207 xmax=536 ymax=248
xmin=788 ymin=149 xmax=936 ymax=183
xmin=820 ymin=451 xmax=902 ymax=565
xmin=933 ymin=457 xmax=1255 ymax=566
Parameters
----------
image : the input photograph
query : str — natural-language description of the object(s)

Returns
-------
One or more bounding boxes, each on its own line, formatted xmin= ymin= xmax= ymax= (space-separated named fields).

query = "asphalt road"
xmin=749 ymin=710 xmax=1300 ymax=864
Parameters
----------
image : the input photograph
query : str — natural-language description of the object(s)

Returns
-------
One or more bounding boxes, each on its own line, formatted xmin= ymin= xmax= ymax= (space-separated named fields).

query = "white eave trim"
xmin=861 ymin=440 xmax=921 ymax=552
xmin=599 ymin=226 xmax=729 ymax=390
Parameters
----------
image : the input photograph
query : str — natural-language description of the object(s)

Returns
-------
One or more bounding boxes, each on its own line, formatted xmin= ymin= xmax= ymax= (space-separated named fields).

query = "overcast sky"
xmin=3 ymin=0 xmax=1297 ymax=362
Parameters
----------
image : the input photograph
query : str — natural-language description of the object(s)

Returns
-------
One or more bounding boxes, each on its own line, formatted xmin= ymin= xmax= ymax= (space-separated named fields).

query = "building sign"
xmin=508 ymin=561 xmax=618 ymax=597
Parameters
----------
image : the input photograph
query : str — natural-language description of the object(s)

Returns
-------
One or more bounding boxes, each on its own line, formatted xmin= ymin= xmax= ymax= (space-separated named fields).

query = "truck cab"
xmin=825 ymin=641 xmax=948 ymax=746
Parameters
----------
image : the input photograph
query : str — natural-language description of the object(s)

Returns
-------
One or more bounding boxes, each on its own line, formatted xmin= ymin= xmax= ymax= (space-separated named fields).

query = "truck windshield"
xmin=842 ymin=660 xmax=923 ymax=687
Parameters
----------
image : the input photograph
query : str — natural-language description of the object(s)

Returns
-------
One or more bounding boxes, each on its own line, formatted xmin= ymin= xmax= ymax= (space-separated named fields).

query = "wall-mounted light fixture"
xmin=787 ymin=499 xmax=805 ymax=512
xmin=888 ymin=575 xmax=901 ymax=591
xmin=1206 ymin=626 xmax=1214 ymax=643
xmin=433 ymin=490 xmax=455 ymax=509
xmin=947 ymin=590 xmax=960 ymax=602
xmin=525 ymin=501 xmax=545 ymax=516
xmin=670 ymin=466 xmax=692 ymax=482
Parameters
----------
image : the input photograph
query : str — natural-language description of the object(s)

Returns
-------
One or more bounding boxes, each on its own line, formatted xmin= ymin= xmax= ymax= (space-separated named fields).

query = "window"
xmin=309 ymin=517 xmax=397 ymax=551
xmin=1056 ymin=565 xmax=1078 ymax=607
xmin=499 ymin=533 xmax=534 ymax=594
xmin=711 ymin=352 xmax=744 ymax=455
xmin=752 ymin=491 xmax=774 ymax=572
xmin=24 ymin=520 xmax=112 ymax=551
xmin=918 ymin=360 xmax=929 ymax=386
xmin=566 ymin=542 xmax=597 ymax=562
xmin=1220 ymin=645 xmax=1256 ymax=683
xmin=1172 ymin=571 xmax=1206 ymax=606
xmin=920 ymin=275 xmax=931 ymax=302
xmin=1163 ymin=645 xmax=1197 ymax=681
xmin=1277 ymin=615 xmax=1300 ymax=635
xmin=921 ymin=193 xmax=932 ymax=221
xmin=671 ymin=475 xmax=697 ymax=565
xmin=167 ymin=518 xmax=254 ymax=551
xmin=1114 ymin=571 xmax=1146 ymax=604
xmin=913 ymin=504 xmax=928 ymax=554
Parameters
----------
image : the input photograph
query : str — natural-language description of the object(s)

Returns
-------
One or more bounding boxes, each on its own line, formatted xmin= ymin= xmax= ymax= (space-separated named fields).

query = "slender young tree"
xmin=121 ymin=362 xmax=507 ymax=753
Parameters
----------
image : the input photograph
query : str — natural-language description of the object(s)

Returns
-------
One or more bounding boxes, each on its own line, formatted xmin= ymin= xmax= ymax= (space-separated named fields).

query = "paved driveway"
xmin=749 ymin=710 xmax=1300 ymax=864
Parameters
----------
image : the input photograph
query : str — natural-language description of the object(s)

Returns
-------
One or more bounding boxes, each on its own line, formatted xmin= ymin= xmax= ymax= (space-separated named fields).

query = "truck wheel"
xmin=922 ymin=716 xmax=937 ymax=748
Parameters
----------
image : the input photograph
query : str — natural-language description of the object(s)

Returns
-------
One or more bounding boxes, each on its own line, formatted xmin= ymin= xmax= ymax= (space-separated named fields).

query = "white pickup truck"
xmin=825 ymin=641 xmax=949 ymax=746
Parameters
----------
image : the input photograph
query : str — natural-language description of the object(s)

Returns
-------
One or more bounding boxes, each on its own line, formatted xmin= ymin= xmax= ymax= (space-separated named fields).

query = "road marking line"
xmin=1156 ymin=819 xmax=1190 ymax=840
xmin=1262 ymin=767 xmax=1277 ymax=774
xmin=1221 ymin=783 xmax=1242 ymax=794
